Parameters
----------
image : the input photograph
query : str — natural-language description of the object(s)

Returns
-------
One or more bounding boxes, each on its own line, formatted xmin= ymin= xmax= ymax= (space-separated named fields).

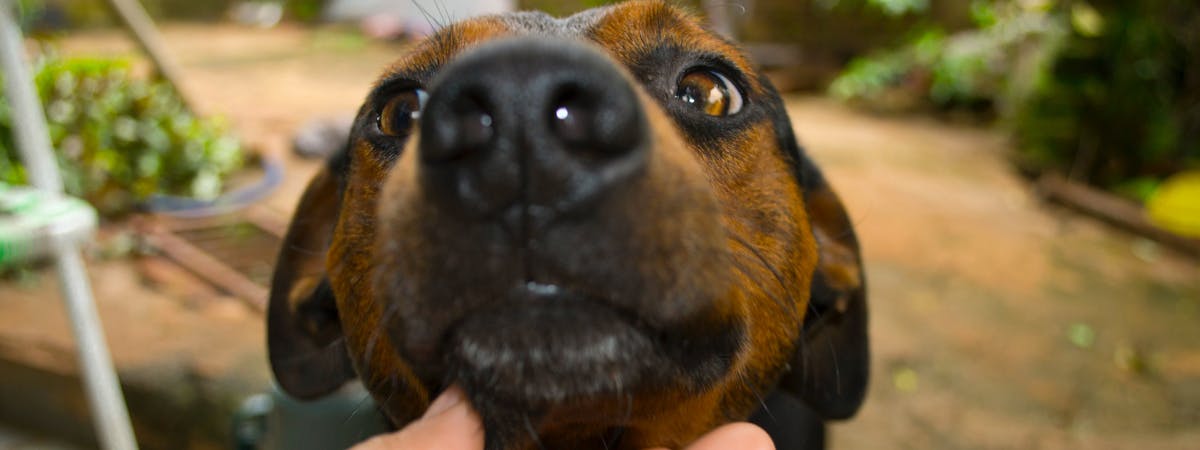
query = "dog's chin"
xmin=400 ymin=285 xmax=737 ymax=418
xmin=444 ymin=295 xmax=671 ymax=411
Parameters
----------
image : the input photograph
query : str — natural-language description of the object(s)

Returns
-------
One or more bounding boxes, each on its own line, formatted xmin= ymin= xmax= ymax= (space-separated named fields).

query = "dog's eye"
xmin=674 ymin=69 xmax=743 ymax=116
xmin=378 ymin=89 xmax=429 ymax=136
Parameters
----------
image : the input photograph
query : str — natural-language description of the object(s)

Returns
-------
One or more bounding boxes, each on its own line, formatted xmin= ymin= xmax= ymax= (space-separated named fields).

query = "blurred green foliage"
xmin=1014 ymin=0 xmax=1200 ymax=193
xmin=829 ymin=0 xmax=1064 ymax=114
xmin=285 ymin=0 xmax=324 ymax=22
xmin=37 ymin=0 xmax=232 ymax=27
xmin=829 ymin=0 xmax=1200 ymax=195
xmin=0 ymin=54 xmax=244 ymax=216
xmin=143 ymin=0 xmax=235 ymax=21
xmin=820 ymin=0 xmax=931 ymax=17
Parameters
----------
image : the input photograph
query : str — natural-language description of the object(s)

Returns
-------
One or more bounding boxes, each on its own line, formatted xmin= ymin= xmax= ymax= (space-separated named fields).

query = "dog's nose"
xmin=419 ymin=37 xmax=648 ymax=234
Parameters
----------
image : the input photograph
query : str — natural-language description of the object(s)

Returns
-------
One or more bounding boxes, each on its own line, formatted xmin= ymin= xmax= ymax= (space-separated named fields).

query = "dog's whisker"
xmin=342 ymin=385 xmax=377 ymax=425
xmin=365 ymin=376 xmax=400 ymax=425
xmin=284 ymin=243 xmax=325 ymax=256
xmin=728 ymin=257 xmax=788 ymax=313
xmin=359 ymin=278 xmax=404 ymax=379
xmin=436 ymin=1 xmax=456 ymax=28
xmin=727 ymin=231 xmax=803 ymax=323
xmin=607 ymin=392 xmax=635 ymax=448
xmin=826 ymin=338 xmax=842 ymax=395
xmin=598 ymin=380 xmax=632 ymax=449
xmin=411 ymin=0 xmax=445 ymax=31
xmin=522 ymin=413 xmax=547 ymax=450
xmin=751 ymin=385 xmax=776 ymax=423
xmin=362 ymin=299 xmax=405 ymax=377
xmin=274 ymin=336 xmax=346 ymax=365
xmin=624 ymin=391 xmax=634 ymax=422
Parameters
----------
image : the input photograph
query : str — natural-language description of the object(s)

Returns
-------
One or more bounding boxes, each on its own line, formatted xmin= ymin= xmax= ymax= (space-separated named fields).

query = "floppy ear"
xmin=758 ymin=78 xmax=869 ymax=420
xmin=268 ymin=161 xmax=356 ymax=399
xmin=779 ymin=156 xmax=869 ymax=420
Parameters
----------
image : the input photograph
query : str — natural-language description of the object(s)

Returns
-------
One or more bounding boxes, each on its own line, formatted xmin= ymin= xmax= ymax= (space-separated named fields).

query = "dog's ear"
xmin=781 ymin=157 xmax=869 ymax=420
xmin=759 ymin=78 xmax=869 ymax=420
xmin=268 ymin=161 xmax=356 ymax=399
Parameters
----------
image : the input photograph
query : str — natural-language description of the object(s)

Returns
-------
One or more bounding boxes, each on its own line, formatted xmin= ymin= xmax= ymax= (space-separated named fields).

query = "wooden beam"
xmin=100 ymin=0 xmax=197 ymax=113
xmin=1038 ymin=174 xmax=1200 ymax=258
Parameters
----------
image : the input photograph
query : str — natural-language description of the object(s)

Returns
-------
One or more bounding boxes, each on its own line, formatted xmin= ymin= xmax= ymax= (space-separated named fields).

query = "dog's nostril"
xmin=424 ymin=93 xmax=494 ymax=162
xmin=551 ymin=95 xmax=593 ymax=147
xmin=459 ymin=110 xmax=494 ymax=150
xmin=550 ymin=86 xmax=641 ymax=156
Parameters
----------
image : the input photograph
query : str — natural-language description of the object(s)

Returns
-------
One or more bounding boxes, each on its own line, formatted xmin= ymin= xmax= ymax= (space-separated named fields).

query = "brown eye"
xmin=674 ymin=69 xmax=744 ymax=116
xmin=378 ymin=89 xmax=428 ymax=136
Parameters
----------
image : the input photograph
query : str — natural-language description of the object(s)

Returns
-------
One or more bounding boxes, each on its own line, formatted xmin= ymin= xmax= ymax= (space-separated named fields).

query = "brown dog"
xmin=267 ymin=1 xmax=868 ymax=449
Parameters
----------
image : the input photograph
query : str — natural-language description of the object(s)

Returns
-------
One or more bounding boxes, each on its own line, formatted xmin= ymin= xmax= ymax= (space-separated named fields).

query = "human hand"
xmin=349 ymin=386 xmax=774 ymax=450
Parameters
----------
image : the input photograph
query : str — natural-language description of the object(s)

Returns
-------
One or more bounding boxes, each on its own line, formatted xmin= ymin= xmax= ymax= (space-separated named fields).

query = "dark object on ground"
xmin=291 ymin=116 xmax=353 ymax=160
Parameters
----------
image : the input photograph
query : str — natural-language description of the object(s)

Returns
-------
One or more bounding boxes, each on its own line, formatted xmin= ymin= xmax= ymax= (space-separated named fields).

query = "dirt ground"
xmin=7 ymin=23 xmax=1198 ymax=449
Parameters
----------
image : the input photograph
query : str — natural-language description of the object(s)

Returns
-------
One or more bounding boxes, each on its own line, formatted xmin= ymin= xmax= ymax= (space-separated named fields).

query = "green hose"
xmin=0 ymin=183 xmax=97 ymax=266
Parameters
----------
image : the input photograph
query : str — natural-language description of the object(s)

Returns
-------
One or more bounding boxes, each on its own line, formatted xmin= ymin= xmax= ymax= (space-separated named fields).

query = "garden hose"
xmin=0 ymin=183 xmax=97 ymax=266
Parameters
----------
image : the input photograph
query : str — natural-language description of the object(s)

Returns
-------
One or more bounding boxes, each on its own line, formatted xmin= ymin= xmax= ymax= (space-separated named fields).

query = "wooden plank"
xmin=144 ymin=230 xmax=268 ymax=312
xmin=1038 ymin=174 xmax=1200 ymax=258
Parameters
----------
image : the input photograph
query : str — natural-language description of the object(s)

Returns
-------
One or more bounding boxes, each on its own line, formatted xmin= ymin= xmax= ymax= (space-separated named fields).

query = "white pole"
xmin=0 ymin=2 xmax=139 ymax=449
xmin=0 ymin=1 xmax=58 ymax=192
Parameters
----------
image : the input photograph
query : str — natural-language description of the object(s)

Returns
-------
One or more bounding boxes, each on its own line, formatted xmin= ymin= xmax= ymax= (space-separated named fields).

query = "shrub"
xmin=828 ymin=0 xmax=1066 ymax=115
xmin=829 ymin=0 xmax=1200 ymax=197
xmin=0 ymin=54 xmax=243 ymax=216
xmin=1013 ymin=0 xmax=1200 ymax=193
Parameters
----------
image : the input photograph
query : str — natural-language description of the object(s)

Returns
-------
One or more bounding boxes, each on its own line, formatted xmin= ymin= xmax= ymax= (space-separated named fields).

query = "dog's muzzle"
xmin=376 ymin=37 xmax=741 ymax=412
xmin=419 ymin=37 xmax=649 ymax=235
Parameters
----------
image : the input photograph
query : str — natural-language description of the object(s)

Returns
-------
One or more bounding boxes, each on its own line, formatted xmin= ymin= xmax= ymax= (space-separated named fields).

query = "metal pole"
xmin=0 ymin=2 xmax=138 ymax=450
xmin=0 ymin=2 xmax=58 ymax=193
xmin=100 ymin=0 xmax=197 ymax=113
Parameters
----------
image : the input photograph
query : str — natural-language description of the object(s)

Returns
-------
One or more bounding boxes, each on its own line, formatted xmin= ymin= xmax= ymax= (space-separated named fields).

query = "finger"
xmin=349 ymin=386 xmax=485 ymax=450
xmin=683 ymin=422 xmax=774 ymax=450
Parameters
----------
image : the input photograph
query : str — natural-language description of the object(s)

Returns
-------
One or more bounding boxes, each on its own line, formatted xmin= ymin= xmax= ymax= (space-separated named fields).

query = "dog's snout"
xmin=419 ymin=37 xmax=648 ymax=228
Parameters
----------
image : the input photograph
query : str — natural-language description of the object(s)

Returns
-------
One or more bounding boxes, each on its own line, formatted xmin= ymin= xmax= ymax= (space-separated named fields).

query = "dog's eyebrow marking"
xmin=375 ymin=16 xmax=512 ymax=86
xmin=588 ymin=1 xmax=762 ymax=95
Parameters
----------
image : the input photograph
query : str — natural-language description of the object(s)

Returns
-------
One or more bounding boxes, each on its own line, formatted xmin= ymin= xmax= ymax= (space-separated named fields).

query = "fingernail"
xmin=423 ymin=385 xmax=464 ymax=418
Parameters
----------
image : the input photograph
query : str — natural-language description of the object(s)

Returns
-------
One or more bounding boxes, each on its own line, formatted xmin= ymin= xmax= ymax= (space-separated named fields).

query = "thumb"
xmin=644 ymin=422 xmax=775 ymax=450
xmin=350 ymin=386 xmax=485 ymax=450
xmin=684 ymin=422 xmax=774 ymax=450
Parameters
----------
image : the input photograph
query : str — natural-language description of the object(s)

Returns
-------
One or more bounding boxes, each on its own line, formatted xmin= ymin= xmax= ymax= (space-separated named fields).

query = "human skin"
xmin=350 ymin=386 xmax=775 ymax=450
